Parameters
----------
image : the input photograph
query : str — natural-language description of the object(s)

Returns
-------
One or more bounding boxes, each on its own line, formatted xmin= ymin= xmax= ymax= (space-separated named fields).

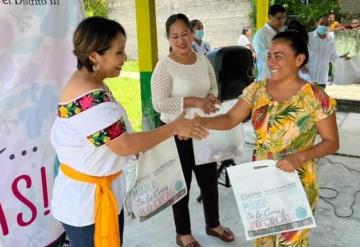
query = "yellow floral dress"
xmin=240 ymin=80 xmax=336 ymax=247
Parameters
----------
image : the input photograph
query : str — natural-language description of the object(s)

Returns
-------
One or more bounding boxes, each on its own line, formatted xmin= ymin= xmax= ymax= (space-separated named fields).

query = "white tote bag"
xmin=189 ymin=99 xmax=245 ymax=165
xmin=227 ymin=160 xmax=316 ymax=240
xmin=125 ymin=137 xmax=186 ymax=221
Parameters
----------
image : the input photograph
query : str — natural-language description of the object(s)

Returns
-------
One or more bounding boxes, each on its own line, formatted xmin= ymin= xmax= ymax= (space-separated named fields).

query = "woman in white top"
xmin=151 ymin=13 xmax=235 ymax=247
xmin=237 ymin=27 xmax=252 ymax=49
xmin=190 ymin=19 xmax=212 ymax=55
xmin=50 ymin=16 xmax=207 ymax=247
xmin=237 ymin=26 xmax=256 ymax=58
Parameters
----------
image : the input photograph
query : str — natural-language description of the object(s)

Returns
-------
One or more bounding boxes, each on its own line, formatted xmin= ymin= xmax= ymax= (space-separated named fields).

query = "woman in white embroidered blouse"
xmin=151 ymin=13 xmax=235 ymax=247
xmin=50 ymin=16 xmax=207 ymax=247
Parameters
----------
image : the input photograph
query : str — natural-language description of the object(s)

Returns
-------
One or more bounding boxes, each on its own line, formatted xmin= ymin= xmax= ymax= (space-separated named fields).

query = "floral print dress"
xmin=240 ymin=80 xmax=336 ymax=247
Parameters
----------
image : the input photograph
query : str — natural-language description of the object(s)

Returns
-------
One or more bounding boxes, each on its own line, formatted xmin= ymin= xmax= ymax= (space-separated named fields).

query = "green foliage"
xmin=251 ymin=0 xmax=340 ymax=29
xmin=274 ymin=0 xmax=340 ymax=28
xmin=83 ymin=0 xmax=108 ymax=17
xmin=250 ymin=0 xmax=257 ymax=29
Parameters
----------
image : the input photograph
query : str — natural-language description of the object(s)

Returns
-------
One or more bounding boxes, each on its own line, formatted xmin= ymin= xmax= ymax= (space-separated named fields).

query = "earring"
xmin=92 ymin=64 xmax=99 ymax=72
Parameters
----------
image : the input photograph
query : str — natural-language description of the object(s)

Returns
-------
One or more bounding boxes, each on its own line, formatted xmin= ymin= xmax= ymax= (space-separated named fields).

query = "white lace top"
xmin=151 ymin=53 xmax=218 ymax=123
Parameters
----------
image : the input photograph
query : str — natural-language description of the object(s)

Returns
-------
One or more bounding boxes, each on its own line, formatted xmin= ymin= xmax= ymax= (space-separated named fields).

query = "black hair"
xmin=272 ymin=31 xmax=309 ymax=67
xmin=268 ymin=4 xmax=286 ymax=16
xmin=242 ymin=26 xmax=251 ymax=35
xmin=165 ymin=13 xmax=192 ymax=38
xmin=286 ymin=19 xmax=308 ymax=44
xmin=190 ymin=19 xmax=201 ymax=30
xmin=73 ymin=16 xmax=126 ymax=72
xmin=318 ymin=15 xmax=329 ymax=22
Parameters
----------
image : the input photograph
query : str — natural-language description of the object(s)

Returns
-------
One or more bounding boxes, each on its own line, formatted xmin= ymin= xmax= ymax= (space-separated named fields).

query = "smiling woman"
xmin=49 ymin=16 xmax=208 ymax=247
xmin=196 ymin=31 xmax=339 ymax=247
xmin=151 ymin=13 xmax=235 ymax=247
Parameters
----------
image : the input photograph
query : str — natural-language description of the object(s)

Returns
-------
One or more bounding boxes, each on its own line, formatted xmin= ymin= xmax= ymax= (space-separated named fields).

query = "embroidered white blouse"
xmin=50 ymin=89 xmax=133 ymax=226
xmin=151 ymin=53 xmax=218 ymax=123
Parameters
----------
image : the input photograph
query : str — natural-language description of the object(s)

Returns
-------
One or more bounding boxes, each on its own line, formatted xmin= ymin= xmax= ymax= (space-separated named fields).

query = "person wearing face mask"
xmin=303 ymin=15 xmax=341 ymax=88
xmin=253 ymin=4 xmax=286 ymax=80
xmin=190 ymin=19 xmax=212 ymax=55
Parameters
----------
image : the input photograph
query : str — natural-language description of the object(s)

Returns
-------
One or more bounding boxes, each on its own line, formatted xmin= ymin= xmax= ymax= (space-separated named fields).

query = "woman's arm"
xmin=197 ymin=99 xmax=252 ymax=130
xmin=277 ymin=113 xmax=339 ymax=172
xmin=106 ymin=116 xmax=208 ymax=156
xmin=206 ymin=56 xmax=218 ymax=97
xmin=333 ymin=22 xmax=345 ymax=31
xmin=151 ymin=61 xmax=184 ymax=115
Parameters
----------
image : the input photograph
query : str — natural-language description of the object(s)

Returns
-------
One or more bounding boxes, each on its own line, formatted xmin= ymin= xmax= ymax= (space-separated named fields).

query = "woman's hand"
xmin=206 ymin=93 xmax=221 ymax=105
xmin=276 ymin=152 xmax=305 ymax=172
xmin=173 ymin=113 xmax=208 ymax=140
xmin=197 ymin=95 xmax=219 ymax=114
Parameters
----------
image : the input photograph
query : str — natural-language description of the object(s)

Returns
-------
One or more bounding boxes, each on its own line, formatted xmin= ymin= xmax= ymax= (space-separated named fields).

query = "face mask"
xmin=194 ymin=30 xmax=204 ymax=40
xmin=317 ymin=25 xmax=329 ymax=35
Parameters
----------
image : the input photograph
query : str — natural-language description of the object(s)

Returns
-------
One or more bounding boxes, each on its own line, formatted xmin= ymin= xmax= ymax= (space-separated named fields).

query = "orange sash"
xmin=60 ymin=164 xmax=122 ymax=247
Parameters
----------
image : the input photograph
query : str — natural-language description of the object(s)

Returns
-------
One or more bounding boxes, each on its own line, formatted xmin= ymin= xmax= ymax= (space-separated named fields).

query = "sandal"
xmin=176 ymin=234 xmax=201 ymax=247
xmin=205 ymin=226 xmax=235 ymax=242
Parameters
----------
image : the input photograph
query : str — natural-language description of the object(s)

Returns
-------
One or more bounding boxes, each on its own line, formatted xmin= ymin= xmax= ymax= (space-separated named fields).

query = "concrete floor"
xmin=123 ymin=112 xmax=360 ymax=247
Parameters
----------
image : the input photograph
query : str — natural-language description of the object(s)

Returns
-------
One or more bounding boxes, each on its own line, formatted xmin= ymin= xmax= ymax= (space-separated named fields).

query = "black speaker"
xmin=207 ymin=46 xmax=255 ymax=101
xmin=196 ymin=46 xmax=254 ymax=198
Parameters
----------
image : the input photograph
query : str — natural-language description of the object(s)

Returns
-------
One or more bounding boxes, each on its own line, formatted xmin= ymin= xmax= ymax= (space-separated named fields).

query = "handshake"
xmin=172 ymin=112 xmax=208 ymax=141
xmin=170 ymin=93 xmax=221 ymax=140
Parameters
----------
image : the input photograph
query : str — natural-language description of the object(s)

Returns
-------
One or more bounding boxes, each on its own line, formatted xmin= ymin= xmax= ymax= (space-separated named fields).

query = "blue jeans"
xmin=62 ymin=210 xmax=124 ymax=247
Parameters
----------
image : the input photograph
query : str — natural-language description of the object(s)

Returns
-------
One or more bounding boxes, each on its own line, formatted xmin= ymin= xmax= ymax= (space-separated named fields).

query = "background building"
xmin=108 ymin=0 xmax=252 ymax=59
xmin=339 ymin=0 xmax=360 ymax=15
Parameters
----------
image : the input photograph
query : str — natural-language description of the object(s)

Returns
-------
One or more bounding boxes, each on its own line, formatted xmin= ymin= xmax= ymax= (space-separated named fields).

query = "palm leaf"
xmin=271 ymin=104 xmax=301 ymax=129
xmin=288 ymin=127 xmax=317 ymax=150
xmin=297 ymin=116 xmax=311 ymax=133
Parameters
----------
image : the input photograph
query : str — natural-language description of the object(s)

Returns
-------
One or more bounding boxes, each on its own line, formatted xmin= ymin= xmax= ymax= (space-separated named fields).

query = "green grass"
xmin=106 ymin=60 xmax=142 ymax=131
xmin=123 ymin=60 xmax=139 ymax=72
xmin=105 ymin=76 xmax=142 ymax=131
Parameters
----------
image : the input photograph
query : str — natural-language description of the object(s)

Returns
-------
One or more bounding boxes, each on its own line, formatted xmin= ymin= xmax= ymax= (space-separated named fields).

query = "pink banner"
xmin=0 ymin=1 xmax=83 ymax=246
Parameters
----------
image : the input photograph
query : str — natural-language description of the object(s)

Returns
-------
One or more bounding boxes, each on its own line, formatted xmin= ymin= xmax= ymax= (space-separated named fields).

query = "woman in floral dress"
xmin=197 ymin=31 xmax=339 ymax=246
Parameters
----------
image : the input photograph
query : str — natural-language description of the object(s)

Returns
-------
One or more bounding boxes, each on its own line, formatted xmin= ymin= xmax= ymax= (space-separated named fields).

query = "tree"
xmin=83 ymin=0 xmax=108 ymax=17
xmin=272 ymin=0 xmax=340 ymax=28
xmin=251 ymin=0 xmax=340 ymax=30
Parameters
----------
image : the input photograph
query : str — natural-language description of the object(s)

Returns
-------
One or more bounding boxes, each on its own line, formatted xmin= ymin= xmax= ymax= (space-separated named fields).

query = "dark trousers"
xmin=173 ymin=137 xmax=220 ymax=235
xmin=62 ymin=210 xmax=124 ymax=247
